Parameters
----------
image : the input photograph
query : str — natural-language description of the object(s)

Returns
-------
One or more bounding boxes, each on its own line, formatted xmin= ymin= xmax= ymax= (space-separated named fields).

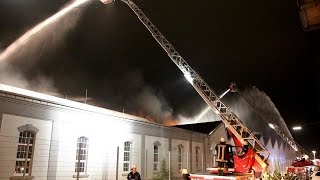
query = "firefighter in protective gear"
xmin=181 ymin=169 xmax=191 ymax=180
xmin=215 ymin=137 xmax=233 ymax=176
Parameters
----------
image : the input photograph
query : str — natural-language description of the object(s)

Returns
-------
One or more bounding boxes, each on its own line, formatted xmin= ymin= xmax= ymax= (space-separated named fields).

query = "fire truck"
xmin=285 ymin=156 xmax=314 ymax=179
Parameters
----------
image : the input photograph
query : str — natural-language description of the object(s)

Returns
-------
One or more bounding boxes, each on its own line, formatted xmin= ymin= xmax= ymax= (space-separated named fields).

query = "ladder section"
xmin=121 ymin=0 xmax=269 ymax=167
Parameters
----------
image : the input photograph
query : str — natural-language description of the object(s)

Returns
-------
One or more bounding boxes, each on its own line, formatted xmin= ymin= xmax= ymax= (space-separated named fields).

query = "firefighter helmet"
xmin=220 ymin=137 xmax=226 ymax=143
xmin=181 ymin=169 xmax=188 ymax=174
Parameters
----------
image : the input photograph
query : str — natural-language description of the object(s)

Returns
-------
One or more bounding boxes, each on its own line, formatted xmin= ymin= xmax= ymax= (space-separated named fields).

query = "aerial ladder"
xmin=100 ymin=0 xmax=269 ymax=172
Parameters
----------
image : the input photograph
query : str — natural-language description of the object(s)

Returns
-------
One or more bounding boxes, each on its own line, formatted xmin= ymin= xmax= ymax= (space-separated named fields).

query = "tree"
xmin=153 ymin=159 xmax=173 ymax=180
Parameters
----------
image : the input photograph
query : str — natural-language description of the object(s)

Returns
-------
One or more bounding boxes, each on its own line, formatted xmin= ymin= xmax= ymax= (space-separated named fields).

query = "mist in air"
xmin=0 ymin=0 xmax=90 ymax=94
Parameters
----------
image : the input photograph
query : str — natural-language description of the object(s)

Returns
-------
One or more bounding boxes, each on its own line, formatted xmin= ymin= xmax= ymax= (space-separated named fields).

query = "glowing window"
xmin=75 ymin=136 xmax=89 ymax=175
xmin=123 ymin=141 xmax=131 ymax=172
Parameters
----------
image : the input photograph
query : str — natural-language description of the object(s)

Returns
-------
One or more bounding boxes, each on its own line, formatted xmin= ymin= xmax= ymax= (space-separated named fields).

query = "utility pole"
xmin=77 ymin=142 xmax=81 ymax=180
xmin=157 ymin=103 xmax=160 ymax=124
xmin=85 ymin=89 xmax=87 ymax=104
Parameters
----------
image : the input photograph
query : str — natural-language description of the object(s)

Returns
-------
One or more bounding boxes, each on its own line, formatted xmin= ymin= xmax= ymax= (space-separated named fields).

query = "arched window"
xmin=178 ymin=144 xmax=183 ymax=171
xmin=75 ymin=136 xmax=89 ymax=175
xmin=153 ymin=145 xmax=159 ymax=171
xmin=15 ymin=124 xmax=38 ymax=177
xmin=153 ymin=141 xmax=161 ymax=171
xmin=123 ymin=141 xmax=131 ymax=172
xmin=15 ymin=131 xmax=36 ymax=176
xmin=195 ymin=146 xmax=200 ymax=170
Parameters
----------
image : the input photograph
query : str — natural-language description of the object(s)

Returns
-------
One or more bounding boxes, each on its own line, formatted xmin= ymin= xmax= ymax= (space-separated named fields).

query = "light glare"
xmin=292 ymin=126 xmax=302 ymax=130
xmin=184 ymin=73 xmax=193 ymax=84
xmin=269 ymin=123 xmax=275 ymax=129
xmin=100 ymin=0 xmax=114 ymax=4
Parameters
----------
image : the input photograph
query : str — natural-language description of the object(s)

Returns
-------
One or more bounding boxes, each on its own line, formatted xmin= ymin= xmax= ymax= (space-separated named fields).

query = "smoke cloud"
xmin=131 ymin=86 xmax=173 ymax=123
xmin=101 ymin=69 xmax=174 ymax=124
xmin=0 ymin=62 xmax=59 ymax=95
xmin=174 ymin=86 xmax=293 ymax=138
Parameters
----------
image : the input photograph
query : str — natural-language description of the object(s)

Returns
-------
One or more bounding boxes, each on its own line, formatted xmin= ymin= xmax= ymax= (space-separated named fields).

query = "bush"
xmin=153 ymin=159 xmax=173 ymax=180
xmin=263 ymin=171 xmax=296 ymax=180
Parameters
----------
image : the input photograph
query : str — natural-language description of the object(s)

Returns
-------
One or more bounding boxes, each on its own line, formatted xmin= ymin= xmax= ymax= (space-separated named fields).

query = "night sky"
xmin=0 ymin=0 xmax=319 ymax=153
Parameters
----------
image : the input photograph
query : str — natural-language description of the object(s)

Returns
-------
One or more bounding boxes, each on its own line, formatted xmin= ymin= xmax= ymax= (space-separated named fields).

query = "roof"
xmin=0 ymin=83 xmax=149 ymax=123
xmin=173 ymin=121 xmax=222 ymax=134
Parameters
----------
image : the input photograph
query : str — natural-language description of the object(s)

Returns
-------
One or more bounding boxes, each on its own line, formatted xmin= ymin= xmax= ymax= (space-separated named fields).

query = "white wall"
xmin=49 ymin=110 xmax=141 ymax=180
xmin=0 ymin=110 xmax=206 ymax=180
xmin=191 ymin=141 xmax=204 ymax=173
xmin=144 ymin=135 xmax=169 ymax=179
xmin=0 ymin=114 xmax=52 ymax=180
xmin=171 ymin=139 xmax=190 ymax=177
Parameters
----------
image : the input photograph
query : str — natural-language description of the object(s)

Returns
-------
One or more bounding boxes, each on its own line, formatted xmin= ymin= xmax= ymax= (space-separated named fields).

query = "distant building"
xmin=0 ymin=84 xmax=296 ymax=180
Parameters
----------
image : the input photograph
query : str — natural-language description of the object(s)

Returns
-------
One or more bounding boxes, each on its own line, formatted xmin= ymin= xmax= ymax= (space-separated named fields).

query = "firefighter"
xmin=181 ymin=169 xmax=191 ymax=180
xmin=215 ymin=137 xmax=233 ymax=176
xmin=127 ymin=165 xmax=141 ymax=180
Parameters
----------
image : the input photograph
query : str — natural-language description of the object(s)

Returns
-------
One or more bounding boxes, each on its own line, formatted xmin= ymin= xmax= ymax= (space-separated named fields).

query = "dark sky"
xmin=0 ymin=0 xmax=319 ymax=153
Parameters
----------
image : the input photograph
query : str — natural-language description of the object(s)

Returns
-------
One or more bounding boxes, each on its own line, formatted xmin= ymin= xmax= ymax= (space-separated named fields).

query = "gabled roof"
xmin=173 ymin=121 xmax=222 ymax=134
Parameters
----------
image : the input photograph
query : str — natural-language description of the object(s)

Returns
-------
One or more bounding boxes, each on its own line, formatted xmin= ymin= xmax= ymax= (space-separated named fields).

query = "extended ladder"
xmin=120 ymin=0 xmax=269 ymax=168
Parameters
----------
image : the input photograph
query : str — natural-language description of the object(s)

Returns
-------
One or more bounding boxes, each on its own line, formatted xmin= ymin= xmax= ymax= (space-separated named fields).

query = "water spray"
xmin=194 ymin=86 xmax=231 ymax=123
xmin=0 ymin=0 xmax=91 ymax=62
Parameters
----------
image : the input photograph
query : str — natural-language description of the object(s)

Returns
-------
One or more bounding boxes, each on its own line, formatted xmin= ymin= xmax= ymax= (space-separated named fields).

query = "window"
xmin=75 ymin=137 xmax=89 ymax=175
xmin=123 ymin=141 xmax=131 ymax=172
xmin=153 ymin=145 xmax=159 ymax=171
xmin=195 ymin=147 xmax=200 ymax=170
xmin=15 ymin=131 xmax=36 ymax=177
xmin=178 ymin=145 xmax=183 ymax=171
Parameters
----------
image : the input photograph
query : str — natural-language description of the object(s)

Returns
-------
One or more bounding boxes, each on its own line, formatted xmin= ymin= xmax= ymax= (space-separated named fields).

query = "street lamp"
xmin=312 ymin=150 xmax=316 ymax=160
xmin=292 ymin=126 xmax=302 ymax=130
xmin=292 ymin=121 xmax=320 ymax=131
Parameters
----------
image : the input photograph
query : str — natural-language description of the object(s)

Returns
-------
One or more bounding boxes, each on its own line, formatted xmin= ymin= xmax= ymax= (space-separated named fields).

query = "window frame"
xmin=195 ymin=146 xmax=200 ymax=170
xmin=153 ymin=145 xmax=159 ymax=171
xmin=123 ymin=141 xmax=132 ymax=172
xmin=75 ymin=136 xmax=89 ymax=176
xmin=15 ymin=131 xmax=36 ymax=177
xmin=14 ymin=124 xmax=39 ymax=179
xmin=178 ymin=145 xmax=183 ymax=171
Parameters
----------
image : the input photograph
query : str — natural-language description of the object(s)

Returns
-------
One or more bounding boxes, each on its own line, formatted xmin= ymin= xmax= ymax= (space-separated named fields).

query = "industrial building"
xmin=0 ymin=83 xmax=296 ymax=180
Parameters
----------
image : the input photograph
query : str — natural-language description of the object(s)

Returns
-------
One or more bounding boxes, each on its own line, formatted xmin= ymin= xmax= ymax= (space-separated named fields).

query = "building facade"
xmin=0 ymin=84 xmax=208 ymax=180
xmin=0 ymin=84 xmax=298 ymax=180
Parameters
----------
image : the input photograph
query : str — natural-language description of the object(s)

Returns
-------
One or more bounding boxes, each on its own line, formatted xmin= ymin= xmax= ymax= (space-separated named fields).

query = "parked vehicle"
xmin=311 ymin=166 xmax=320 ymax=180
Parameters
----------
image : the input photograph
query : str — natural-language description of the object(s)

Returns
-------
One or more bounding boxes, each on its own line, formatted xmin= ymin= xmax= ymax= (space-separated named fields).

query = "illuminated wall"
xmin=0 ymin=84 xmax=207 ymax=180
